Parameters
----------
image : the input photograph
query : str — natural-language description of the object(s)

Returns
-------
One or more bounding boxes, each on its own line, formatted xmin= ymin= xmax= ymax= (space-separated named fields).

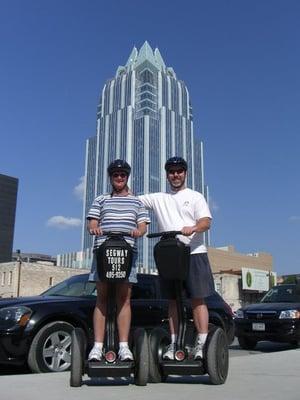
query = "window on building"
xmin=8 ymin=271 xmax=12 ymax=286
xmin=140 ymin=69 xmax=154 ymax=85
xmin=1 ymin=272 xmax=6 ymax=286
xmin=49 ymin=277 xmax=54 ymax=286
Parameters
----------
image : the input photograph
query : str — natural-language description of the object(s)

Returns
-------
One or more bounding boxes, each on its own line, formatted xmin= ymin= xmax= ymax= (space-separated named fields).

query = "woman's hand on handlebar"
xmin=131 ymin=222 xmax=147 ymax=238
xmin=89 ymin=227 xmax=103 ymax=236
xmin=130 ymin=228 xmax=144 ymax=238
xmin=181 ymin=226 xmax=196 ymax=236
xmin=88 ymin=219 xmax=102 ymax=236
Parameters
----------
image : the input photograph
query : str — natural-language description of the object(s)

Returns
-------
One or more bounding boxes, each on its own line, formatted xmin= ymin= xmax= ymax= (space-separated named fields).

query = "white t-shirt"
xmin=139 ymin=188 xmax=212 ymax=254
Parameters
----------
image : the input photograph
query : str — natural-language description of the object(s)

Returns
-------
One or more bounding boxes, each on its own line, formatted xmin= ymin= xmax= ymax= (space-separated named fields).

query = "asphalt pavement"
xmin=0 ymin=346 xmax=299 ymax=400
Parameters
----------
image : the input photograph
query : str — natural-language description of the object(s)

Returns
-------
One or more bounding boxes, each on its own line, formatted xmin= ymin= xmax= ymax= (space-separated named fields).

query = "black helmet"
xmin=165 ymin=156 xmax=187 ymax=172
xmin=107 ymin=159 xmax=131 ymax=176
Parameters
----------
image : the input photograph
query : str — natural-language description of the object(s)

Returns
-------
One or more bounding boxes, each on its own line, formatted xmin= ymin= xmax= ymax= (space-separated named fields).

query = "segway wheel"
xmin=148 ymin=327 xmax=169 ymax=383
xmin=205 ymin=327 xmax=229 ymax=385
xmin=133 ymin=328 xmax=149 ymax=386
xmin=70 ymin=328 xmax=85 ymax=387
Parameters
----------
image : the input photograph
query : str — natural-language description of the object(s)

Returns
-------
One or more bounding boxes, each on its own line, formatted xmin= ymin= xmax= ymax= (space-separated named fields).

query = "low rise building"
xmin=209 ymin=246 xmax=273 ymax=310
xmin=0 ymin=261 xmax=89 ymax=298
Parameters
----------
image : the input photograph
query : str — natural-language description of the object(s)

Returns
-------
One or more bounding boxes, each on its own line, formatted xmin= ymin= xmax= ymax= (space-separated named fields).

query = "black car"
xmin=235 ymin=283 xmax=300 ymax=349
xmin=0 ymin=273 xmax=234 ymax=373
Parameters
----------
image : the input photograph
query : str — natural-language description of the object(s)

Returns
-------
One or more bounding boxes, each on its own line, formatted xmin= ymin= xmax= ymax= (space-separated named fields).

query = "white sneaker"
xmin=162 ymin=343 xmax=175 ymax=360
xmin=118 ymin=347 xmax=134 ymax=361
xmin=88 ymin=346 xmax=103 ymax=361
xmin=193 ymin=343 xmax=204 ymax=360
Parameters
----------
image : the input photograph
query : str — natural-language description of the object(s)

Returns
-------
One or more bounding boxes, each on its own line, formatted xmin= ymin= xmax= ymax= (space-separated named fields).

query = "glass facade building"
xmin=0 ymin=174 xmax=18 ymax=263
xmin=81 ymin=42 xmax=208 ymax=272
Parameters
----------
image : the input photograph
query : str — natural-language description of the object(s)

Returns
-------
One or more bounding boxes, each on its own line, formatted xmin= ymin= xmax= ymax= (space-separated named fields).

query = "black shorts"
xmin=160 ymin=253 xmax=215 ymax=300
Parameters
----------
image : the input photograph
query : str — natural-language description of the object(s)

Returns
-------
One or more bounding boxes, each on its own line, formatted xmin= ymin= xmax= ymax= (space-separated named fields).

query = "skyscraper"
xmin=0 ymin=173 xmax=18 ymax=263
xmin=82 ymin=42 xmax=208 ymax=272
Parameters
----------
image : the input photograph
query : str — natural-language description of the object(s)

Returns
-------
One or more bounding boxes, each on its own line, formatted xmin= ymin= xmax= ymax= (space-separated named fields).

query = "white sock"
xmin=93 ymin=342 xmax=103 ymax=350
xmin=197 ymin=333 xmax=208 ymax=345
xmin=171 ymin=334 xmax=177 ymax=344
xmin=119 ymin=341 xmax=129 ymax=349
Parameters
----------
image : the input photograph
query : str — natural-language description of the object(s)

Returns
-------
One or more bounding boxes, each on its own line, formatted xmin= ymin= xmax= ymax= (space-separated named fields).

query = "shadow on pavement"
xmin=229 ymin=339 xmax=297 ymax=353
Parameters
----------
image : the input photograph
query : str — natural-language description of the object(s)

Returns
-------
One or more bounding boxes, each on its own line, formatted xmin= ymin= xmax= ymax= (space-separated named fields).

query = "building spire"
xmin=135 ymin=41 xmax=156 ymax=68
xmin=119 ymin=41 xmax=167 ymax=74
xmin=125 ymin=46 xmax=138 ymax=67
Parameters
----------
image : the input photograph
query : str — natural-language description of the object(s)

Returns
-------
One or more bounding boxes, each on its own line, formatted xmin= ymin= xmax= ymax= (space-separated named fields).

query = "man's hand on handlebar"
xmin=181 ymin=226 xmax=196 ymax=236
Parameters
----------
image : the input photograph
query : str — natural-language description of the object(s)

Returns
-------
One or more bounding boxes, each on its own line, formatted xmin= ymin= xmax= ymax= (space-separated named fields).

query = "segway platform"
xmin=161 ymin=359 xmax=205 ymax=376
xmin=87 ymin=360 xmax=134 ymax=378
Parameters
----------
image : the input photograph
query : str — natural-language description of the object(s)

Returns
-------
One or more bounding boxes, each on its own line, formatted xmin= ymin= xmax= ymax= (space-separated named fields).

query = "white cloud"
xmin=73 ymin=176 xmax=85 ymax=201
xmin=289 ymin=216 xmax=300 ymax=222
xmin=209 ymin=198 xmax=220 ymax=212
xmin=46 ymin=216 xmax=82 ymax=229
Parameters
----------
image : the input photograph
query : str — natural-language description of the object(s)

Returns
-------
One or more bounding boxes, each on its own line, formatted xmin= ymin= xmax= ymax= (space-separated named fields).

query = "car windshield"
xmin=41 ymin=275 xmax=97 ymax=297
xmin=261 ymin=285 xmax=300 ymax=303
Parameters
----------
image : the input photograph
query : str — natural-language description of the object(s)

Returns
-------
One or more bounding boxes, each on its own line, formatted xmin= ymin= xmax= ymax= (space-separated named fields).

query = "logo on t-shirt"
xmin=183 ymin=201 xmax=190 ymax=207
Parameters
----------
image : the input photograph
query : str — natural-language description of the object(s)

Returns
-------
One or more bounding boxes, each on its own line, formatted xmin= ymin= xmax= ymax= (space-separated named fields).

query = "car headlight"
xmin=0 ymin=306 xmax=32 ymax=329
xmin=235 ymin=309 xmax=244 ymax=319
xmin=279 ymin=310 xmax=300 ymax=319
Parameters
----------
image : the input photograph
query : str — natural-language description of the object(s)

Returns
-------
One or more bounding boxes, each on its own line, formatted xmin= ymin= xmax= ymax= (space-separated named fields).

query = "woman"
xmin=87 ymin=159 xmax=149 ymax=361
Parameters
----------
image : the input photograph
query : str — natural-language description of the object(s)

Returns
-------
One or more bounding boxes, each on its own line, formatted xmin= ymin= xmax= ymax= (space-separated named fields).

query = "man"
xmin=139 ymin=156 xmax=215 ymax=360
xmin=87 ymin=159 xmax=149 ymax=361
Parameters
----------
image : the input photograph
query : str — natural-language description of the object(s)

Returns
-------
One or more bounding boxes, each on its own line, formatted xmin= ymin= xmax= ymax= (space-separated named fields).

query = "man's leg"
xmin=88 ymin=281 xmax=108 ymax=360
xmin=168 ymin=299 xmax=178 ymax=337
xmin=192 ymin=298 xmax=209 ymax=359
xmin=116 ymin=282 xmax=133 ymax=360
xmin=162 ymin=299 xmax=178 ymax=360
xmin=192 ymin=298 xmax=209 ymax=333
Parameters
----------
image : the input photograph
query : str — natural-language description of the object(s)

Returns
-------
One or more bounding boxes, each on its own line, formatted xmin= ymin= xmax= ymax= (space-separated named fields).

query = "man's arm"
xmin=138 ymin=194 xmax=154 ymax=210
xmin=181 ymin=217 xmax=211 ymax=236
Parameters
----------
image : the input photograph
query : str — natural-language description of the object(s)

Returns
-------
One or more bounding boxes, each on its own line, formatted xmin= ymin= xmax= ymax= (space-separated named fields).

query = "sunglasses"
xmin=167 ymin=168 xmax=185 ymax=175
xmin=112 ymin=172 xmax=128 ymax=178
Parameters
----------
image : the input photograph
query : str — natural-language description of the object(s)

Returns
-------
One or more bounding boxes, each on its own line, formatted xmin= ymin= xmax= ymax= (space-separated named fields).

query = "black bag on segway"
xmin=96 ymin=237 xmax=133 ymax=282
xmin=153 ymin=237 xmax=190 ymax=281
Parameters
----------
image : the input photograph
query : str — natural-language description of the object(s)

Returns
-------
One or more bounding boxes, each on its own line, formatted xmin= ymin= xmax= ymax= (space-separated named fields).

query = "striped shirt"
xmin=87 ymin=194 xmax=150 ymax=250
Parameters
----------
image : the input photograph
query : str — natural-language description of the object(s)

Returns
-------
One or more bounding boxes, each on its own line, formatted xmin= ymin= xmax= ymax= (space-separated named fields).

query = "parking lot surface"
xmin=0 ymin=346 xmax=299 ymax=400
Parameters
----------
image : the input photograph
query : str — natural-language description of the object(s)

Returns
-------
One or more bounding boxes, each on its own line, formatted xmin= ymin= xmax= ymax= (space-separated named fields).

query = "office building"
xmin=0 ymin=174 xmax=18 ymax=263
xmin=82 ymin=42 xmax=208 ymax=272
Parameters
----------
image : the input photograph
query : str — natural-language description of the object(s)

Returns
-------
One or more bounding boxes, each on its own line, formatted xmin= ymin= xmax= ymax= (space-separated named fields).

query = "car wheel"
xmin=237 ymin=336 xmax=258 ymax=350
xmin=291 ymin=340 xmax=300 ymax=348
xmin=28 ymin=321 xmax=74 ymax=373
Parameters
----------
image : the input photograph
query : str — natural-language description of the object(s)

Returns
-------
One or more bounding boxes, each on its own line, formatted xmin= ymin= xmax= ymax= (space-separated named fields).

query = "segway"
xmin=70 ymin=232 xmax=149 ymax=387
xmin=147 ymin=231 xmax=229 ymax=385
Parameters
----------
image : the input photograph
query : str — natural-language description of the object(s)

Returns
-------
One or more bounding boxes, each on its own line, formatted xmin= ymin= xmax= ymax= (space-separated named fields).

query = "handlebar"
xmin=147 ymin=230 xmax=182 ymax=239
xmin=101 ymin=231 xmax=130 ymax=238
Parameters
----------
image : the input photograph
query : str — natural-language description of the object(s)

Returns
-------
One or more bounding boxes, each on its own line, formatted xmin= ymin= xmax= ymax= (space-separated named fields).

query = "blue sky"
xmin=0 ymin=0 xmax=299 ymax=275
